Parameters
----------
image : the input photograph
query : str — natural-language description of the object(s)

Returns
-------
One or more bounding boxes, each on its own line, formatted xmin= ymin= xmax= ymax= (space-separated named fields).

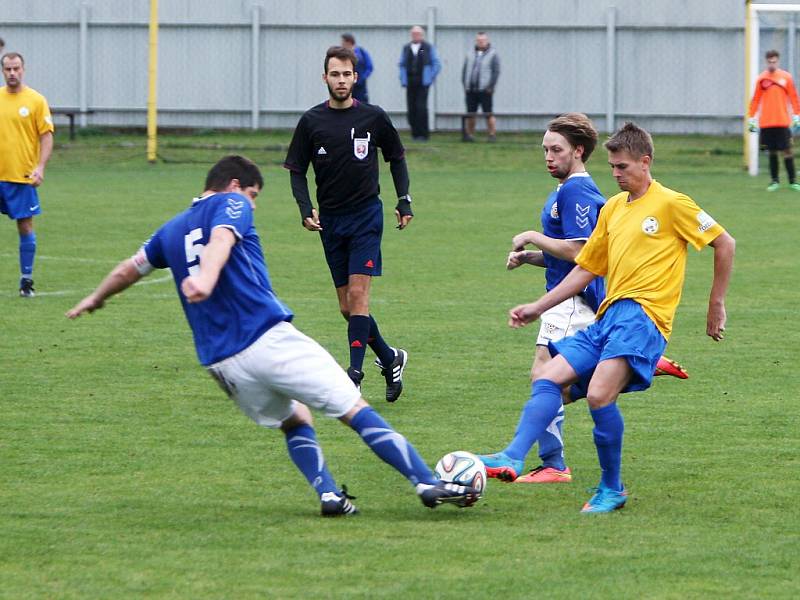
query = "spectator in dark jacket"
xmin=399 ymin=25 xmax=441 ymax=141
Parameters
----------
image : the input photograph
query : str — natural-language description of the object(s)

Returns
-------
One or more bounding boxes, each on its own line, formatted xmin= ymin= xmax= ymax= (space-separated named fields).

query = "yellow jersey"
xmin=575 ymin=180 xmax=725 ymax=340
xmin=0 ymin=86 xmax=54 ymax=183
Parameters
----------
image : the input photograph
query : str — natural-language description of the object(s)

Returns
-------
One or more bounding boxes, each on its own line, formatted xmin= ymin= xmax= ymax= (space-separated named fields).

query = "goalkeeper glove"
xmin=793 ymin=115 xmax=800 ymax=132
xmin=748 ymin=118 xmax=758 ymax=133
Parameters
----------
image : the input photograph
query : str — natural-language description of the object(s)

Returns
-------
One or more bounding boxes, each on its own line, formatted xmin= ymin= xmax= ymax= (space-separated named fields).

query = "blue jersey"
xmin=138 ymin=192 xmax=293 ymax=366
xmin=540 ymin=172 xmax=606 ymax=312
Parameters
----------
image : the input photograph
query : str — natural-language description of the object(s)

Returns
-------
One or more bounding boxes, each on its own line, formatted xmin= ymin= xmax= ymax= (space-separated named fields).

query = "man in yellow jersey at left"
xmin=504 ymin=122 xmax=736 ymax=513
xmin=0 ymin=52 xmax=54 ymax=297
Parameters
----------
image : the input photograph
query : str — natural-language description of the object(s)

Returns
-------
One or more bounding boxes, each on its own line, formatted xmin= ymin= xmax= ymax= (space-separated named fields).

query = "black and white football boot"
xmin=374 ymin=348 xmax=408 ymax=402
xmin=320 ymin=486 xmax=359 ymax=517
xmin=417 ymin=481 xmax=480 ymax=509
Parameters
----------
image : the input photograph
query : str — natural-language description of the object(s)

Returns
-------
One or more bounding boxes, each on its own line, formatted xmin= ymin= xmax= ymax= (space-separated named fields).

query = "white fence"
xmin=0 ymin=0 xmax=774 ymax=134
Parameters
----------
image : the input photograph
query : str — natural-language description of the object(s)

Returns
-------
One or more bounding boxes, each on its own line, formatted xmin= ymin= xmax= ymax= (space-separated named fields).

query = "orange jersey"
xmin=749 ymin=69 xmax=800 ymax=128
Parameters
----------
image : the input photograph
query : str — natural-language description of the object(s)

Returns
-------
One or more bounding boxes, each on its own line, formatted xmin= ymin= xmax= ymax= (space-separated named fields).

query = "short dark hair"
xmin=0 ymin=38 xmax=5 ymax=48
xmin=547 ymin=113 xmax=598 ymax=162
xmin=341 ymin=33 xmax=355 ymax=45
xmin=766 ymin=49 xmax=780 ymax=59
xmin=204 ymin=155 xmax=263 ymax=192
xmin=1 ymin=52 xmax=24 ymax=67
xmin=604 ymin=122 xmax=654 ymax=160
xmin=324 ymin=46 xmax=357 ymax=72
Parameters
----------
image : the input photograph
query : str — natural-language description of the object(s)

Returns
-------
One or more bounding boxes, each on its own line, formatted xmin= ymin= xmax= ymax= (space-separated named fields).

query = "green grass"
xmin=1 ymin=130 xmax=798 ymax=599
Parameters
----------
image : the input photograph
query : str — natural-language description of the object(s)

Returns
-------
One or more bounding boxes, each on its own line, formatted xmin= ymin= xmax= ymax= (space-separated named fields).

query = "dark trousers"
xmin=406 ymin=84 xmax=430 ymax=139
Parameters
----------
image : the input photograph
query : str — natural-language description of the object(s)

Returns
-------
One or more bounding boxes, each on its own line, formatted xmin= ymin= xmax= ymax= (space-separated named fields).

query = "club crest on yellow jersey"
xmin=641 ymin=216 xmax=659 ymax=235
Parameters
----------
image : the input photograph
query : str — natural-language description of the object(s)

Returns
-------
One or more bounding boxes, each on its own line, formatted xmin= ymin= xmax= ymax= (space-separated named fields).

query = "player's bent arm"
xmin=506 ymin=250 xmax=544 ymax=270
xmin=65 ymin=259 xmax=143 ymax=319
xmin=532 ymin=235 xmax=584 ymax=261
xmin=525 ymin=251 xmax=545 ymax=267
xmin=512 ymin=230 xmax=584 ymax=261
xmin=508 ymin=265 xmax=595 ymax=328
xmin=706 ymin=231 xmax=736 ymax=341
xmin=181 ymin=227 xmax=236 ymax=303
xmin=31 ymin=132 xmax=54 ymax=186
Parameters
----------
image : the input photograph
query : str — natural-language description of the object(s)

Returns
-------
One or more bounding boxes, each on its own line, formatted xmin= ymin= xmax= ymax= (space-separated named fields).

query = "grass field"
xmin=1 ymin=130 xmax=798 ymax=599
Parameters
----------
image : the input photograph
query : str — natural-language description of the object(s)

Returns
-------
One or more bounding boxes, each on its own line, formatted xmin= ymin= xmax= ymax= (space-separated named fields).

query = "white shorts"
xmin=206 ymin=321 xmax=360 ymax=429
xmin=536 ymin=295 xmax=596 ymax=346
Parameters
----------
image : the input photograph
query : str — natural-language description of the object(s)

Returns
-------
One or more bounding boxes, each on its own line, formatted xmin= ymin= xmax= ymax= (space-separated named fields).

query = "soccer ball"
xmin=434 ymin=451 xmax=487 ymax=495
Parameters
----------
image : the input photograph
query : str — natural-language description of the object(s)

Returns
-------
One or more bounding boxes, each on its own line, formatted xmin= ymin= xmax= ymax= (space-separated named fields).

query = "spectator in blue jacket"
xmin=341 ymin=33 xmax=373 ymax=103
xmin=399 ymin=25 xmax=441 ymax=141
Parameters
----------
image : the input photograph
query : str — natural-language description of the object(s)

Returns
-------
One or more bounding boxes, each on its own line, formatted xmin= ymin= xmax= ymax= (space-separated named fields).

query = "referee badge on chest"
xmin=353 ymin=130 xmax=370 ymax=160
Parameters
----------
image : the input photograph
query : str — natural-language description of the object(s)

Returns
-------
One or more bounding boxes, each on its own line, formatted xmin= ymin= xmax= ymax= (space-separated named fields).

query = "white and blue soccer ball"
xmin=434 ymin=451 xmax=487 ymax=495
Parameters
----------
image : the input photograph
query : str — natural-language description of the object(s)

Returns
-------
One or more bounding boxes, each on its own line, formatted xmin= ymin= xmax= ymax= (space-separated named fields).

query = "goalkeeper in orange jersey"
xmin=748 ymin=49 xmax=800 ymax=192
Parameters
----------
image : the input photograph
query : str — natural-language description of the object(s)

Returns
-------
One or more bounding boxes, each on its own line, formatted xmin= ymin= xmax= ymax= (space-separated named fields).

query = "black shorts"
xmin=319 ymin=199 xmax=383 ymax=288
xmin=465 ymin=91 xmax=493 ymax=114
xmin=760 ymin=127 xmax=792 ymax=151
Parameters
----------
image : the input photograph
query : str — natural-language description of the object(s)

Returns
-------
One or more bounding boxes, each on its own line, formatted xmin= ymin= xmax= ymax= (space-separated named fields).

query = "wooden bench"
xmin=51 ymin=108 xmax=95 ymax=140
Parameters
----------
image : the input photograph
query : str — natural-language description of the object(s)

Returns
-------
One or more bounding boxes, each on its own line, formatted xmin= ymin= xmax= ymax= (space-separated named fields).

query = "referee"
xmin=284 ymin=46 xmax=413 ymax=402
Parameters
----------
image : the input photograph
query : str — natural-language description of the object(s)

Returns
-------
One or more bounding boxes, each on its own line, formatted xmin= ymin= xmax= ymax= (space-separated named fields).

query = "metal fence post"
xmin=606 ymin=6 xmax=616 ymax=134
xmin=79 ymin=2 xmax=89 ymax=128
xmin=251 ymin=4 xmax=260 ymax=130
xmin=427 ymin=6 xmax=437 ymax=133
xmin=789 ymin=13 xmax=796 ymax=80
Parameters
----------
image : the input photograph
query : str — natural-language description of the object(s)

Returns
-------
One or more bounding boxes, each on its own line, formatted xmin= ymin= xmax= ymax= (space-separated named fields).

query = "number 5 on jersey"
xmin=185 ymin=228 xmax=204 ymax=276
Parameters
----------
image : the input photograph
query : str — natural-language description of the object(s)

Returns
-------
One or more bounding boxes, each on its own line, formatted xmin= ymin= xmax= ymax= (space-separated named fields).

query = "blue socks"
xmin=285 ymin=424 xmax=338 ymax=497
xmin=503 ymin=379 xmax=563 ymax=462
xmin=537 ymin=405 xmax=566 ymax=470
xmin=348 ymin=314 xmax=371 ymax=371
xmin=19 ymin=232 xmax=36 ymax=278
xmin=590 ymin=403 xmax=624 ymax=491
xmin=350 ymin=406 xmax=436 ymax=486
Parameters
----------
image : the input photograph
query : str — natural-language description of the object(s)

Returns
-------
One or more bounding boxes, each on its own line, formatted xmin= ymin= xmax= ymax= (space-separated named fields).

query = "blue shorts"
xmin=549 ymin=299 xmax=668 ymax=394
xmin=0 ymin=182 xmax=41 ymax=220
xmin=319 ymin=199 xmax=383 ymax=288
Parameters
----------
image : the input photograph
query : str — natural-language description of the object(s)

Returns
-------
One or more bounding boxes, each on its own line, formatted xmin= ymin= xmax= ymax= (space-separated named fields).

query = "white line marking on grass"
xmin=3 ymin=274 xmax=173 ymax=298
xmin=0 ymin=253 xmax=119 ymax=265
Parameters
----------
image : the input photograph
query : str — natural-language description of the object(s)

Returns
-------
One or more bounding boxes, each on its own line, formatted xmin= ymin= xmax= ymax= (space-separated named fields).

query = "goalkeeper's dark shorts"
xmin=760 ymin=127 xmax=792 ymax=151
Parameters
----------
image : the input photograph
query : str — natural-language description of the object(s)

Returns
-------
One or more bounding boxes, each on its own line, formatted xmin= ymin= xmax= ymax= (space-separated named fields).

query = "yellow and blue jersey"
xmin=0 ymin=86 xmax=54 ymax=183
xmin=575 ymin=180 xmax=725 ymax=340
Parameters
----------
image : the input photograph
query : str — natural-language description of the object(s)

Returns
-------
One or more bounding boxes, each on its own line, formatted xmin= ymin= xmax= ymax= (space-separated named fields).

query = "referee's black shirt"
xmin=284 ymin=100 xmax=406 ymax=215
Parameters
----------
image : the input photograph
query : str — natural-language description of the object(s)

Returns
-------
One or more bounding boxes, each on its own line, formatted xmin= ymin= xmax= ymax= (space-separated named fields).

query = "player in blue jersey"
xmin=479 ymin=113 xmax=605 ymax=483
xmin=66 ymin=155 xmax=479 ymax=516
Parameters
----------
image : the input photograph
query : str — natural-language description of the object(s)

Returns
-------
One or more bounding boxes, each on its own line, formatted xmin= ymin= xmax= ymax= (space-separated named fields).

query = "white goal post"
xmin=746 ymin=3 xmax=800 ymax=175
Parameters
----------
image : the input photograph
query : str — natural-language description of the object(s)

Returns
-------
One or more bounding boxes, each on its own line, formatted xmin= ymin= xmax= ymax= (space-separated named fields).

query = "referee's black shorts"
xmin=760 ymin=126 xmax=792 ymax=151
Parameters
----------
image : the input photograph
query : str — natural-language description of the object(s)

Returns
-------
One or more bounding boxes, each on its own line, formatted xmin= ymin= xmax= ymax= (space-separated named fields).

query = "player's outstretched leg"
xmin=654 ymin=355 xmax=689 ymax=379
xmin=515 ymin=404 xmax=573 ymax=484
xmin=284 ymin=421 xmax=358 ymax=517
xmin=342 ymin=402 xmax=480 ymax=508
xmin=479 ymin=379 xmax=563 ymax=482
